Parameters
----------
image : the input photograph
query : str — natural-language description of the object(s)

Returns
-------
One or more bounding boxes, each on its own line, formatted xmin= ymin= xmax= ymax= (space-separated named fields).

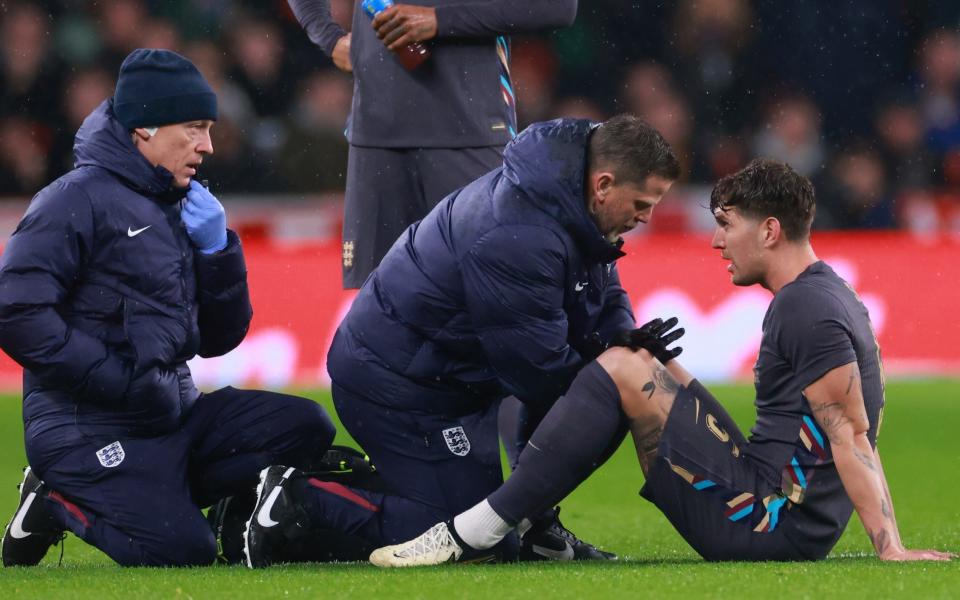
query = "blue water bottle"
xmin=362 ymin=0 xmax=430 ymax=70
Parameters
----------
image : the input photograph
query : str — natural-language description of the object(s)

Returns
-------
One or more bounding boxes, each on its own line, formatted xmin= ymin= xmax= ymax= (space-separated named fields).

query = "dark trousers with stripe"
xmin=26 ymin=387 xmax=335 ymax=566
xmin=295 ymin=383 xmax=508 ymax=547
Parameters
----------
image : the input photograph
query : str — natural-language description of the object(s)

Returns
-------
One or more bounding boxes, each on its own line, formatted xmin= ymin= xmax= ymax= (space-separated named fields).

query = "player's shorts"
xmin=640 ymin=380 xmax=810 ymax=561
xmin=341 ymin=145 xmax=503 ymax=289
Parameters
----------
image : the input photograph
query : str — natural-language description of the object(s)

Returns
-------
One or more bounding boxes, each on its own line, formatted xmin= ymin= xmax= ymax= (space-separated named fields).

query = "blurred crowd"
xmin=2 ymin=0 xmax=960 ymax=231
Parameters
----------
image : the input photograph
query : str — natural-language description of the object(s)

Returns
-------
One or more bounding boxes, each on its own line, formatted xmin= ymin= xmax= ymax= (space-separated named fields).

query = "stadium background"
xmin=1 ymin=0 xmax=959 ymax=390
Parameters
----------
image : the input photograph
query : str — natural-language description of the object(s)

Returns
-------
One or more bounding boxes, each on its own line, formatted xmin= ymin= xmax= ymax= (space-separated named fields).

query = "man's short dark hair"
xmin=710 ymin=158 xmax=816 ymax=242
xmin=588 ymin=114 xmax=681 ymax=186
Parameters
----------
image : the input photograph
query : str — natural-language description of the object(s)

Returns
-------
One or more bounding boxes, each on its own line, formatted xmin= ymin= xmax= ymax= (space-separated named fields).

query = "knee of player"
xmin=596 ymin=346 xmax=658 ymax=392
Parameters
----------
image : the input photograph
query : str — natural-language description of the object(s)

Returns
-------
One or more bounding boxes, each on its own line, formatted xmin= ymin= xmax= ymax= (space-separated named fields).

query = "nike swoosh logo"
xmin=256 ymin=487 xmax=283 ymax=528
xmin=532 ymin=541 xmax=575 ymax=560
xmin=574 ymin=281 xmax=587 ymax=292
xmin=9 ymin=491 xmax=37 ymax=539
xmin=127 ymin=225 xmax=151 ymax=237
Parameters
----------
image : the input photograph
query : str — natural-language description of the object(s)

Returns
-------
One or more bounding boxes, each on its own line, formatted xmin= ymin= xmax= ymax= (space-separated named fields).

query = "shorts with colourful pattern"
xmin=640 ymin=380 xmax=811 ymax=561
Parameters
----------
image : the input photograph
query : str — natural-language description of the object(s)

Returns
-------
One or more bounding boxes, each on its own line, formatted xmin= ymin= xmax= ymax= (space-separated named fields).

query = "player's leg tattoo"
xmin=629 ymin=365 xmax=679 ymax=474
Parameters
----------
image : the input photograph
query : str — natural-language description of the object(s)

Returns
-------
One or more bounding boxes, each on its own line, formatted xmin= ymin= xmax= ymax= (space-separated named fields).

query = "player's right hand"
xmin=879 ymin=547 xmax=954 ymax=561
xmin=333 ymin=34 xmax=352 ymax=72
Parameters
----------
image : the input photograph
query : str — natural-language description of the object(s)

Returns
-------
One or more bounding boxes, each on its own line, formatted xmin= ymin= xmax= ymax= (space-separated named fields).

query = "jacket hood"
xmin=502 ymin=118 xmax=624 ymax=263
xmin=73 ymin=99 xmax=175 ymax=196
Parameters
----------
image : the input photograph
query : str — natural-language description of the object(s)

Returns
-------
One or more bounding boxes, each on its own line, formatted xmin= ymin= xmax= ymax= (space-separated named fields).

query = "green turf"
xmin=0 ymin=381 xmax=957 ymax=598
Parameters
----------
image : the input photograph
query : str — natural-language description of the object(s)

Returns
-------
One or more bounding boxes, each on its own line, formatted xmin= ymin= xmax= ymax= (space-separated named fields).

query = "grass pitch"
xmin=0 ymin=381 xmax=957 ymax=598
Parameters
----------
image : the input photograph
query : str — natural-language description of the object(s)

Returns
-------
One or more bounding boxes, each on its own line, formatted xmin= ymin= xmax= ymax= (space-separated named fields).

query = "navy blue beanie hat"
xmin=113 ymin=48 xmax=218 ymax=129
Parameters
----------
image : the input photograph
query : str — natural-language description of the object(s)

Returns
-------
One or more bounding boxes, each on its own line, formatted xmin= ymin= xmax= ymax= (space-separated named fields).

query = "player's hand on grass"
xmin=879 ymin=547 xmax=954 ymax=561
xmin=333 ymin=34 xmax=352 ymax=72
xmin=371 ymin=5 xmax=437 ymax=51
xmin=611 ymin=317 xmax=685 ymax=364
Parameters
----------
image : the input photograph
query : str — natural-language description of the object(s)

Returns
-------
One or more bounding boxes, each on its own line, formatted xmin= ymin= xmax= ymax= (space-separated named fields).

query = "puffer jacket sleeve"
xmin=594 ymin=263 xmax=635 ymax=342
xmin=0 ymin=182 xmax=131 ymax=403
xmin=461 ymin=224 xmax=582 ymax=406
xmin=193 ymin=229 xmax=252 ymax=357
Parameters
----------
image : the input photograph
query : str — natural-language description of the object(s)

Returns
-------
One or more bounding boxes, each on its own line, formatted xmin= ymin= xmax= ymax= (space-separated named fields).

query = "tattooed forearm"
xmin=853 ymin=448 xmax=878 ymax=472
xmin=868 ymin=527 xmax=891 ymax=555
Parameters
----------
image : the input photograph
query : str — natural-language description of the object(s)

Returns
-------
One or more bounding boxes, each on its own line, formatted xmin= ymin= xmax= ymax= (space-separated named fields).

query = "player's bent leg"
xmin=486 ymin=361 xmax=625 ymax=527
xmin=596 ymin=346 xmax=681 ymax=475
xmin=637 ymin=381 xmax=803 ymax=561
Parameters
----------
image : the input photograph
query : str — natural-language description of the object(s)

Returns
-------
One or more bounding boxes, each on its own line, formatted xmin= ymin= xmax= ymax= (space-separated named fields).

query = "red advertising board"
xmin=0 ymin=232 xmax=957 ymax=391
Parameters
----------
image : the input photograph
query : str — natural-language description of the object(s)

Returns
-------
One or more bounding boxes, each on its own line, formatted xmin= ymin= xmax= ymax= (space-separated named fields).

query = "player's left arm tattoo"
xmin=810 ymin=400 xmax=852 ymax=444
xmin=845 ymin=363 xmax=860 ymax=395
xmin=868 ymin=527 xmax=892 ymax=555
xmin=881 ymin=497 xmax=892 ymax=520
xmin=853 ymin=447 xmax=878 ymax=472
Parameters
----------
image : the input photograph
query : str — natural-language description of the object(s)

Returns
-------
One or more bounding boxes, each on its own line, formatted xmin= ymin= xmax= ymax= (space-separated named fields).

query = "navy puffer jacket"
xmin=0 ymin=100 xmax=251 ymax=437
xmin=328 ymin=118 xmax=634 ymax=414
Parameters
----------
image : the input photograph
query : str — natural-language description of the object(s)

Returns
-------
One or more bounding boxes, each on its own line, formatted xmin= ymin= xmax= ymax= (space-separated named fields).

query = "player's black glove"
xmin=609 ymin=316 xmax=685 ymax=364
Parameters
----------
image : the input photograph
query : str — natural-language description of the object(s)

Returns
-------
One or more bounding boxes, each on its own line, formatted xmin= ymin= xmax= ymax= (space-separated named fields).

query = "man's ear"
xmin=760 ymin=216 xmax=782 ymax=247
xmin=133 ymin=127 xmax=158 ymax=141
xmin=592 ymin=171 xmax=615 ymax=203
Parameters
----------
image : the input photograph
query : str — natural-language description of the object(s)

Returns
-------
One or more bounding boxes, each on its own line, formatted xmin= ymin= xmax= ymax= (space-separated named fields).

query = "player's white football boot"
xmin=369 ymin=521 xmax=496 ymax=567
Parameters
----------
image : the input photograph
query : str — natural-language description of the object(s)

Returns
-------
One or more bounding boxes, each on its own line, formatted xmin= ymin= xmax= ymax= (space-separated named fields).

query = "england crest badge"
xmin=442 ymin=426 xmax=471 ymax=457
xmin=96 ymin=441 xmax=125 ymax=468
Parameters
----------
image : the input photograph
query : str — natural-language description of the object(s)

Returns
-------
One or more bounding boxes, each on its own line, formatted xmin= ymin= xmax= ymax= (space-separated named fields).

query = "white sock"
xmin=453 ymin=499 xmax=513 ymax=550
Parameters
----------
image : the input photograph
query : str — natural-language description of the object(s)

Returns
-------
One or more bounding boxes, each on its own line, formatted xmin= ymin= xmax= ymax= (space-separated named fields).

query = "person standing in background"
xmin=287 ymin=0 xmax=578 ymax=288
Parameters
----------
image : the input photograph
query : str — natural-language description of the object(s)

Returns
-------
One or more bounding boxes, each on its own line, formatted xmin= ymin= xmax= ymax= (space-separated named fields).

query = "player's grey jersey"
xmin=289 ymin=0 xmax=577 ymax=148
xmin=746 ymin=261 xmax=885 ymax=554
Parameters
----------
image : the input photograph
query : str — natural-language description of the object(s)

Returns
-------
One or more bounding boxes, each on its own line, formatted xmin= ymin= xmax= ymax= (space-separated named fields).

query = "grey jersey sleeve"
xmin=435 ymin=0 xmax=577 ymax=38
xmin=288 ymin=0 xmax=348 ymax=56
xmin=772 ymin=283 xmax=858 ymax=390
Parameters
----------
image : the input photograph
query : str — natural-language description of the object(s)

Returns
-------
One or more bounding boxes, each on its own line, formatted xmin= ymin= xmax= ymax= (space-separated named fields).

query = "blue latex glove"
xmin=181 ymin=180 xmax=227 ymax=254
